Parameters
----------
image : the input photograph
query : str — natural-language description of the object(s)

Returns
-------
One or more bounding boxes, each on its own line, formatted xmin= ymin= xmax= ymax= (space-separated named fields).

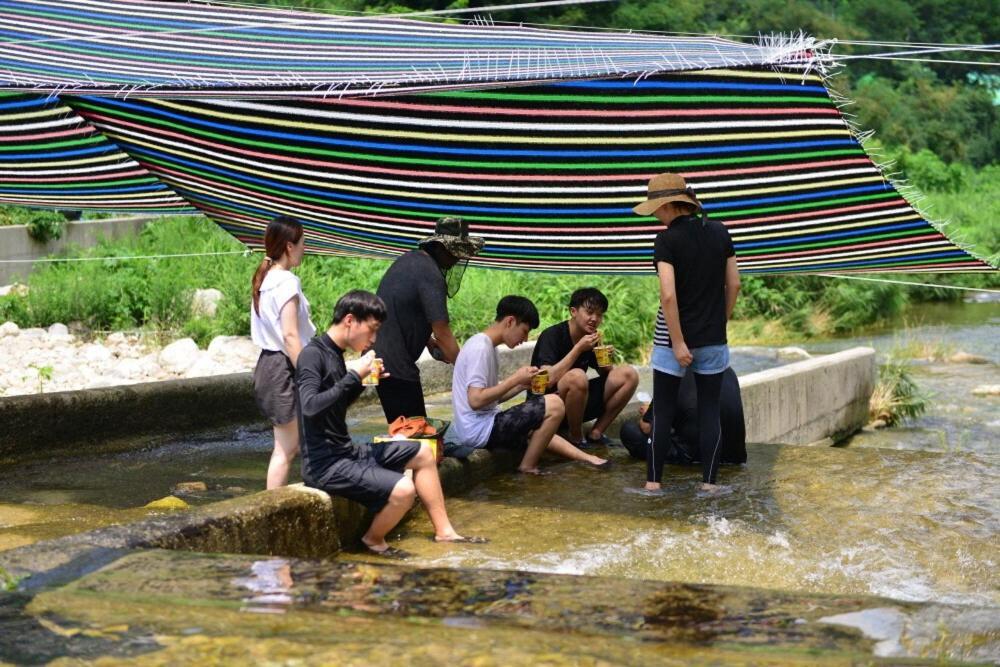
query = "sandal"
xmin=585 ymin=433 xmax=613 ymax=446
xmin=432 ymin=535 xmax=490 ymax=544
xmin=365 ymin=545 xmax=412 ymax=560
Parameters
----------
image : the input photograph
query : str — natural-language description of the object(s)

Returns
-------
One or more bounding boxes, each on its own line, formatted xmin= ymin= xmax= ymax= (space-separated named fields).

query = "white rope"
xmin=813 ymin=273 xmax=1000 ymax=294
xmin=0 ymin=0 xmax=617 ymax=47
xmin=836 ymin=44 xmax=999 ymax=60
xmin=836 ymin=56 xmax=1000 ymax=67
xmin=0 ymin=250 xmax=249 ymax=264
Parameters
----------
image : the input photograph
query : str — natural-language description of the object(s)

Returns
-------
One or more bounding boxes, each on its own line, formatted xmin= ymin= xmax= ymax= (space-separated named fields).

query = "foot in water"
xmin=696 ymin=483 xmax=734 ymax=498
xmin=624 ymin=485 xmax=667 ymax=497
xmin=363 ymin=542 xmax=412 ymax=560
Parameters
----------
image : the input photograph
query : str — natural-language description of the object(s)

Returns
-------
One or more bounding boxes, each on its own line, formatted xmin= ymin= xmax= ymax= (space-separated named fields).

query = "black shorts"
xmin=314 ymin=440 xmax=422 ymax=513
xmin=253 ymin=350 xmax=298 ymax=425
xmin=581 ymin=375 xmax=607 ymax=422
xmin=376 ymin=377 xmax=426 ymax=423
xmin=486 ymin=396 xmax=546 ymax=451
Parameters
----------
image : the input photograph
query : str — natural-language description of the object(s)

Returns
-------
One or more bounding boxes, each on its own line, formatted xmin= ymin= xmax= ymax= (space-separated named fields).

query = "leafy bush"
xmin=869 ymin=357 xmax=928 ymax=426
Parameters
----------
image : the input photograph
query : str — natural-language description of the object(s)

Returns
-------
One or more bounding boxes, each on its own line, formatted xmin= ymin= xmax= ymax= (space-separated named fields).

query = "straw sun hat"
xmin=632 ymin=173 xmax=703 ymax=216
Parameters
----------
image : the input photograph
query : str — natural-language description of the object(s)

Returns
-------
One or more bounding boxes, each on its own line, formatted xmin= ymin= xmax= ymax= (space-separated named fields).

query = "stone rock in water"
xmin=191 ymin=288 xmax=224 ymax=318
xmin=777 ymin=347 xmax=812 ymax=361
xmin=173 ymin=481 xmax=208 ymax=494
xmin=158 ymin=338 xmax=200 ymax=373
xmin=47 ymin=322 xmax=69 ymax=336
xmin=971 ymin=385 xmax=1000 ymax=397
xmin=0 ymin=321 xmax=19 ymax=337
xmin=144 ymin=495 xmax=190 ymax=510
xmin=948 ymin=351 xmax=990 ymax=365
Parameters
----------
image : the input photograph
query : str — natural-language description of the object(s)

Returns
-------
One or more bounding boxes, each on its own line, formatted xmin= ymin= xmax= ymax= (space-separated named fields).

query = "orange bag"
xmin=388 ymin=416 xmax=436 ymax=438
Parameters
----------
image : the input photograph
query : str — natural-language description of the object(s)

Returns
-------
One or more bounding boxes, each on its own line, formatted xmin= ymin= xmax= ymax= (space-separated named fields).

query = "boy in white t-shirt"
xmin=451 ymin=296 xmax=610 ymax=474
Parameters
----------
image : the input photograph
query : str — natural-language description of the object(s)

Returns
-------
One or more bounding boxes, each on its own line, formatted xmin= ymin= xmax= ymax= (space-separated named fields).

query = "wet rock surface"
xmin=2 ymin=549 xmax=996 ymax=664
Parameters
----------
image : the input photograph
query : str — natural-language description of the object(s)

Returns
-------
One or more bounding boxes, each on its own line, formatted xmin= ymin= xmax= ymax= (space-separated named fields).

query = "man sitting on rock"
xmin=450 ymin=295 xmax=610 ymax=474
xmin=296 ymin=289 xmax=485 ymax=558
xmin=530 ymin=287 xmax=639 ymax=448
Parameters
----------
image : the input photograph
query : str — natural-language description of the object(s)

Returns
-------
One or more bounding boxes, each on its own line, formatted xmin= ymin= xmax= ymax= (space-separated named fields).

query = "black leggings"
xmin=647 ymin=369 xmax=724 ymax=484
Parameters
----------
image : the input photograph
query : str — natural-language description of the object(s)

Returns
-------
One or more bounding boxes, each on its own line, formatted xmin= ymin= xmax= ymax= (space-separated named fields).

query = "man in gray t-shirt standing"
xmin=375 ymin=217 xmax=484 ymax=423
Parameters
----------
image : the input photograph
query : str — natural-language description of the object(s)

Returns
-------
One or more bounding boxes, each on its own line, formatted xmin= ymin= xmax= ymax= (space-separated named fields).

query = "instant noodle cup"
xmin=530 ymin=369 xmax=549 ymax=395
xmin=594 ymin=345 xmax=612 ymax=368
xmin=362 ymin=357 xmax=383 ymax=386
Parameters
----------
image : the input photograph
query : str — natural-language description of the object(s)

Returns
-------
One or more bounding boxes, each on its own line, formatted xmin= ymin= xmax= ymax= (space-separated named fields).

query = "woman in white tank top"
xmin=250 ymin=215 xmax=315 ymax=489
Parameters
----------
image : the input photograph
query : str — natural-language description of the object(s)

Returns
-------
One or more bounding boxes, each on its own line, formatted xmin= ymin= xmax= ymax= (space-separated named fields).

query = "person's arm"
xmin=724 ymin=256 xmax=741 ymax=320
xmin=541 ymin=332 xmax=599 ymax=388
xmin=430 ymin=320 xmax=460 ymax=364
xmin=468 ymin=365 xmax=537 ymax=410
xmin=658 ymin=261 xmax=692 ymax=367
xmin=279 ymin=296 xmax=302 ymax=367
xmin=297 ymin=349 xmax=366 ymax=418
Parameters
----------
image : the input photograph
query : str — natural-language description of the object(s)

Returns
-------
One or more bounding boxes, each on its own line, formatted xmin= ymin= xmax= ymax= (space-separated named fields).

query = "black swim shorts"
xmin=314 ymin=439 xmax=422 ymax=513
xmin=485 ymin=395 xmax=546 ymax=451
xmin=253 ymin=349 xmax=298 ymax=425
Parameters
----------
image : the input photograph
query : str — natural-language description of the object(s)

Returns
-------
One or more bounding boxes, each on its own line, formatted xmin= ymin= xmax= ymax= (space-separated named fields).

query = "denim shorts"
xmin=651 ymin=344 xmax=730 ymax=377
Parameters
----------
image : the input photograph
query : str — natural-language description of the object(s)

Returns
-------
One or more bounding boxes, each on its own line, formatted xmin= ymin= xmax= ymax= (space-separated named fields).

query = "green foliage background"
xmin=0 ymin=0 xmax=997 ymax=359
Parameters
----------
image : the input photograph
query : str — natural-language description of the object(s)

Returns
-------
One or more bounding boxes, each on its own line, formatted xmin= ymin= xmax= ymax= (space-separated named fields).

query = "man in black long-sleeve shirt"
xmin=297 ymin=290 xmax=484 ymax=558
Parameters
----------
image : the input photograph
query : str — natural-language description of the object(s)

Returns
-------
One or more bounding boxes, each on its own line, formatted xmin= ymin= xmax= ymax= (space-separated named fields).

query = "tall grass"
xmin=869 ymin=357 xmax=928 ymax=426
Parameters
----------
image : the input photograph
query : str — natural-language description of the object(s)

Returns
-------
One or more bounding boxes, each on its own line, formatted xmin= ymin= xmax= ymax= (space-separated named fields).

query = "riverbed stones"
xmin=47 ymin=323 xmax=69 ymax=337
xmin=191 ymin=288 xmax=224 ymax=318
xmin=948 ymin=351 xmax=990 ymax=364
xmin=0 ymin=321 xmax=19 ymax=337
xmin=777 ymin=346 xmax=811 ymax=361
xmin=158 ymin=338 xmax=199 ymax=373
xmin=971 ymin=385 xmax=1000 ymax=396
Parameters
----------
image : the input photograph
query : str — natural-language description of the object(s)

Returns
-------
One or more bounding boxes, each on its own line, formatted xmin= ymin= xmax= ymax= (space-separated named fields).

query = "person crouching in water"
xmin=297 ymin=290 xmax=486 ymax=558
xmin=630 ymin=173 xmax=741 ymax=496
xmin=451 ymin=295 xmax=610 ymax=474
xmin=530 ymin=287 xmax=639 ymax=448
xmin=250 ymin=215 xmax=315 ymax=489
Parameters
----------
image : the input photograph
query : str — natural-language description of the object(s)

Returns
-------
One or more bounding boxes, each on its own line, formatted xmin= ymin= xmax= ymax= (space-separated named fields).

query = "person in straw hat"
xmin=374 ymin=216 xmax=485 ymax=423
xmin=626 ymin=173 xmax=741 ymax=497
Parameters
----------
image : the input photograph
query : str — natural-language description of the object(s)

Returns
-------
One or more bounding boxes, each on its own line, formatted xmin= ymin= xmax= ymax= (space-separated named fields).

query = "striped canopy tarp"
xmin=0 ymin=0 xmax=994 ymax=274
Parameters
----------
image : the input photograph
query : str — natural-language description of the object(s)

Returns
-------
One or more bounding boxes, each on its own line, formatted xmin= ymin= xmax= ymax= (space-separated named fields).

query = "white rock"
xmin=19 ymin=327 xmax=46 ymax=338
xmin=47 ymin=323 xmax=69 ymax=337
xmin=112 ymin=358 xmax=146 ymax=380
xmin=207 ymin=335 xmax=259 ymax=364
xmin=0 ymin=283 xmax=28 ymax=297
xmin=191 ymin=288 xmax=224 ymax=318
xmin=184 ymin=353 xmax=223 ymax=378
xmin=158 ymin=337 xmax=200 ymax=373
xmin=971 ymin=385 xmax=1000 ymax=397
xmin=106 ymin=332 xmax=127 ymax=345
xmin=86 ymin=376 xmax=119 ymax=389
xmin=0 ymin=321 xmax=19 ymax=337
xmin=80 ymin=343 xmax=113 ymax=364
xmin=777 ymin=346 xmax=812 ymax=361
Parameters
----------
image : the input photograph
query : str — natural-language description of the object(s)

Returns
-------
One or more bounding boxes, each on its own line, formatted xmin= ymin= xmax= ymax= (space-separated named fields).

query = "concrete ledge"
xmin=0 ymin=447 xmax=521 ymax=588
xmin=738 ymin=347 xmax=876 ymax=445
xmin=0 ymin=217 xmax=154 ymax=284
xmin=0 ymin=342 xmax=535 ymax=461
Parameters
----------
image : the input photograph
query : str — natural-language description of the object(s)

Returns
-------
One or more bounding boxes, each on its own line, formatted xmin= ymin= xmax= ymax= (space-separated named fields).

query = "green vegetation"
xmin=0 ymin=206 xmax=66 ymax=242
xmin=869 ymin=357 xmax=928 ymax=426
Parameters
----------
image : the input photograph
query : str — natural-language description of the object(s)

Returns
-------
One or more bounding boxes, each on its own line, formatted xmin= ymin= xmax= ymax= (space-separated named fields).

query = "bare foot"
xmin=517 ymin=467 xmax=552 ymax=476
xmin=697 ymin=483 xmax=734 ymax=497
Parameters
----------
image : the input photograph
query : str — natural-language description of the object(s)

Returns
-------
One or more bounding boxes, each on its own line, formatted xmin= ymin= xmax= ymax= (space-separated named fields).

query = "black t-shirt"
xmin=531 ymin=320 xmax=598 ymax=374
xmin=652 ymin=214 xmax=735 ymax=348
xmin=374 ymin=250 xmax=449 ymax=383
xmin=296 ymin=333 xmax=364 ymax=484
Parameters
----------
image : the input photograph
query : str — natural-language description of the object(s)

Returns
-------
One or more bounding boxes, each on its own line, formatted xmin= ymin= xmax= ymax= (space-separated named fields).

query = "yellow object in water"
xmin=144 ymin=495 xmax=189 ymax=510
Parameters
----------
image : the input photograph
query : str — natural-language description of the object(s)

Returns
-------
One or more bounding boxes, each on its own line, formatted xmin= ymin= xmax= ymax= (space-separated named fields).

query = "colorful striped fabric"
xmin=0 ymin=92 xmax=193 ymax=211
xmin=0 ymin=0 xmax=993 ymax=273
xmin=0 ymin=0 xmax=821 ymax=97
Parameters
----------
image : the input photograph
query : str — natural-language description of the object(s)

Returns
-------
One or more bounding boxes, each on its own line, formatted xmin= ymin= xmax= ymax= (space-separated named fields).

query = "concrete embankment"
xmin=1 ymin=345 xmax=875 ymax=461
xmin=0 ymin=217 xmax=153 ymax=284
xmin=0 ymin=343 xmax=535 ymax=461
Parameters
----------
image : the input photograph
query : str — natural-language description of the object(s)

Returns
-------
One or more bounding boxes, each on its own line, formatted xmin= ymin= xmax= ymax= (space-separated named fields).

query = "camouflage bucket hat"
xmin=417 ymin=216 xmax=485 ymax=260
